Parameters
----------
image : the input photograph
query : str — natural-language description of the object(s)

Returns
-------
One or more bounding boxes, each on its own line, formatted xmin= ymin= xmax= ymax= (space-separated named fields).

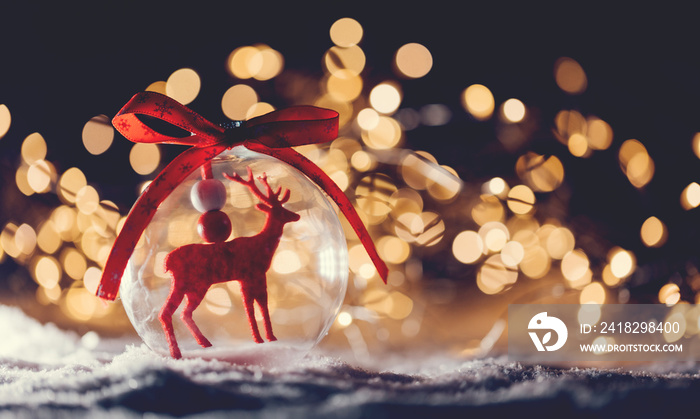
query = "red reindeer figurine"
xmin=159 ymin=167 xmax=300 ymax=359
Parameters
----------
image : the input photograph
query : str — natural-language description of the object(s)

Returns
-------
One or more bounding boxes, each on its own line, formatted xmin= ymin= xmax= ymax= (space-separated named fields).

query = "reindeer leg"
xmin=241 ymin=286 xmax=264 ymax=343
xmin=256 ymin=290 xmax=277 ymax=342
xmin=159 ymin=285 xmax=185 ymax=359
xmin=181 ymin=291 xmax=212 ymax=348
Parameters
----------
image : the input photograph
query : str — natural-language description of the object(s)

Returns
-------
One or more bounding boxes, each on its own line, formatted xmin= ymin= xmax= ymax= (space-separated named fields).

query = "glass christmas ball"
xmin=119 ymin=146 xmax=349 ymax=363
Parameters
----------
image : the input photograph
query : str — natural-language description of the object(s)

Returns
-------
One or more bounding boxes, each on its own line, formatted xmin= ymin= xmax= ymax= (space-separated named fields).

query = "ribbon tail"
xmin=246 ymin=143 xmax=389 ymax=283
xmin=97 ymin=144 xmax=229 ymax=300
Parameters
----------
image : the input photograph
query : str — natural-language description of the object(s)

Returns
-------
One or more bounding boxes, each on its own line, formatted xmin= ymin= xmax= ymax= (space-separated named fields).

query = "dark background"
xmin=2 ymin=2 xmax=699 ymax=298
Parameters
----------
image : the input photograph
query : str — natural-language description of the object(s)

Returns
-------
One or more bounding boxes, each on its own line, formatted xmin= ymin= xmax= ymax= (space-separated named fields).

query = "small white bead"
xmin=190 ymin=179 xmax=227 ymax=212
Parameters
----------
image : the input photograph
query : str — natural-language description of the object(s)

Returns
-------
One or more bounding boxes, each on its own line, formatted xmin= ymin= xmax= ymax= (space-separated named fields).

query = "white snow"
xmin=1 ymin=304 xmax=699 ymax=418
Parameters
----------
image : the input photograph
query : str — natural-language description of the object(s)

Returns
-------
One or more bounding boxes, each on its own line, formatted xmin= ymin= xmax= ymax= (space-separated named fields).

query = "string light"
xmin=165 ymin=68 xmax=201 ymax=105
xmin=82 ymin=115 xmax=114 ymax=155
xmin=2 ymin=16 xmax=698 ymax=358
xmin=394 ymin=43 xmax=433 ymax=79
xmin=462 ymin=84 xmax=494 ymax=120
xmin=329 ymin=18 xmax=363 ymax=47
xmin=0 ymin=104 xmax=11 ymax=139
xmin=554 ymin=57 xmax=587 ymax=94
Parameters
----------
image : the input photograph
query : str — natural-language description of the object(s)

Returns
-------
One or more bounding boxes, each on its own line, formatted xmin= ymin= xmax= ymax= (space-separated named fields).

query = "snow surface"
xmin=1 ymin=304 xmax=700 ymax=418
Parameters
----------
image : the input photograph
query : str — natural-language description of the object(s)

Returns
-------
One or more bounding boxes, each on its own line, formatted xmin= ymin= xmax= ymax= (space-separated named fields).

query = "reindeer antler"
xmin=224 ymin=167 xmax=290 ymax=206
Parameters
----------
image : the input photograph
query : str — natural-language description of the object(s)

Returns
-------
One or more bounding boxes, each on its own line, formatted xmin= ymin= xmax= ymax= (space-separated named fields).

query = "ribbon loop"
xmin=96 ymin=92 xmax=387 ymax=301
xmin=112 ymin=92 xmax=225 ymax=147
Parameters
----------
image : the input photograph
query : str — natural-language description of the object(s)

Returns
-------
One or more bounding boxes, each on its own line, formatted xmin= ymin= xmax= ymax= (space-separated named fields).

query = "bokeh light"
xmin=146 ymin=81 xmax=167 ymax=94
xmin=0 ymin=104 xmax=10 ymax=139
xmin=15 ymin=165 xmax=33 ymax=196
xmin=394 ymin=43 xmax=432 ymax=79
xmin=369 ymin=82 xmax=402 ymax=114
xmin=221 ymin=84 xmax=258 ymax=120
xmin=246 ymin=102 xmax=275 ymax=119
xmin=568 ymin=133 xmax=589 ymax=157
xmin=426 ymin=165 xmax=461 ymax=202
xmin=83 ymin=267 xmax=102 ymax=296
xmin=546 ymin=227 xmax=575 ymax=260
xmin=62 ymin=247 xmax=87 ymax=280
xmin=578 ymin=304 xmax=602 ymax=326
xmin=554 ymin=110 xmax=584 ymax=145
xmin=681 ymin=182 xmax=700 ymax=210
xmin=554 ymin=57 xmax=587 ymax=94
xmin=471 ymin=194 xmax=504 ymax=226
xmin=330 ymin=17 xmax=363 ymax=47
xmin=602 ymin=264 xmax=620 ymax=287
xmin=357 ymin=108 xmax=380 ymax=130
xmin=501 ymin=98 xmax=526 ymax=123
xmin=561 ymin=249 xmax=590 ymax=284
xmin=165 ymin=68 xmax=201 ymax=105
xmin=228 ymin=45 xmax=284 ymax=81
xmin=37 ymin=221 xmax=62 ymax=254
xmin=479 ymin=222 xmax=510 ymax=254
xmin=501 ymin=241 xmax=525 ymax=268
xmin=21 ymin=133 xmax=47 ymax=165
xmin=462 ymin=84 xmax=494 ymax=120
xmin=34 ymin=256 xmax=61 ymax=289
xmin=619 ymin=139 xmax=654 ymax=188
xmin=477 ymin=255 xmax=517 ymax=295
xmin=82 ymin=115 xmax=114 ymax=155
xmin=658 ymin=283 xmax=681 ymax=305
xmin=1 ymin=223 xmax=20 ymax=259
xmin=587 ymin=116 xmax=613 ymax=150
xmin=453 ymin=230 xmax=484 ymax=264
xmin=506 ymin=185 xmax=535 ymax=214
xmin=325 ymin=45 xmax=365 ymax=76
xmin=608 ymin=248 xmax=636 ymax=280
xmin=355 ymin=173 xmax=397 ymax=218
xmin=327 ymin=69 xmax=363 ymax=102
xmin=252 ymin=46 xmax=284 ymax=81
xmin=640 ymin=216 xmax=667 ymax=247
xmin=420 ymin=104 xmax=451 ymax=126
xmin=27 ymin=159 xmax=55 ymax=193
xmin=272 ymin=249 xmax=302 ymax=274
xmin=378 ymin=236 xmax=411 ymax=265
xmin=58 ymin=168 xmax=88 ymax=204
xmin=484 ymin=177 xmax=509 ymax=198
xmin=129 ymin=143 xmax=161 ymax=175
xmin=337 ymin=311 xmax=353 ymax=327
xmin=3 ymin=14 xmax=700 ymax=361
xmin=228 ymin=46 xmax=260 ymax=79
xmin=204 ymin=286 xmax=233 ymax=316
xmin=362 ymin=116 xmax=402 ymax=150
xmin=580 ymin=282 xmax=605 ymax=304
xmin=15 ymin=223 xmax=37 ymax=255
xmin=75 ymin=185 xmax=99 ymax=215
xmin=350 ymin=150 xmax=375 ymax=172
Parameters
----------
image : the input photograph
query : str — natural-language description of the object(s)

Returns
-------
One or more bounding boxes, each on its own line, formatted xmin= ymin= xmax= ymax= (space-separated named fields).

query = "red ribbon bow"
xmin=96 ymin=91 xmax=388 ymax=301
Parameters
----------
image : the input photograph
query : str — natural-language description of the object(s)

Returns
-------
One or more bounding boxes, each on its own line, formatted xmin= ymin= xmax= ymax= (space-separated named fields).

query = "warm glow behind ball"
xmin=120 ymin=147 xmax=349 ymax=363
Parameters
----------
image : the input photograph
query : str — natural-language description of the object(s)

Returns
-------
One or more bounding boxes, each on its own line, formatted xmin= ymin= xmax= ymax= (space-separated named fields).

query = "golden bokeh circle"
xmin=330 ymin=18 xmax=363 ymax=47
xmin=82 ymin=115 xmax=114 ymax=156
xmin=166 ymin=68 xmax=201 ymax=105
xmin=554 ymin=57 xmax=587 ymax=94
xmin=462 ymin=84 xmax=494 ymax=120
xmin=394 ymin=43 xmax=433 ymax=79
xmin=0 ymin=104 xmax=11 ymax=139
